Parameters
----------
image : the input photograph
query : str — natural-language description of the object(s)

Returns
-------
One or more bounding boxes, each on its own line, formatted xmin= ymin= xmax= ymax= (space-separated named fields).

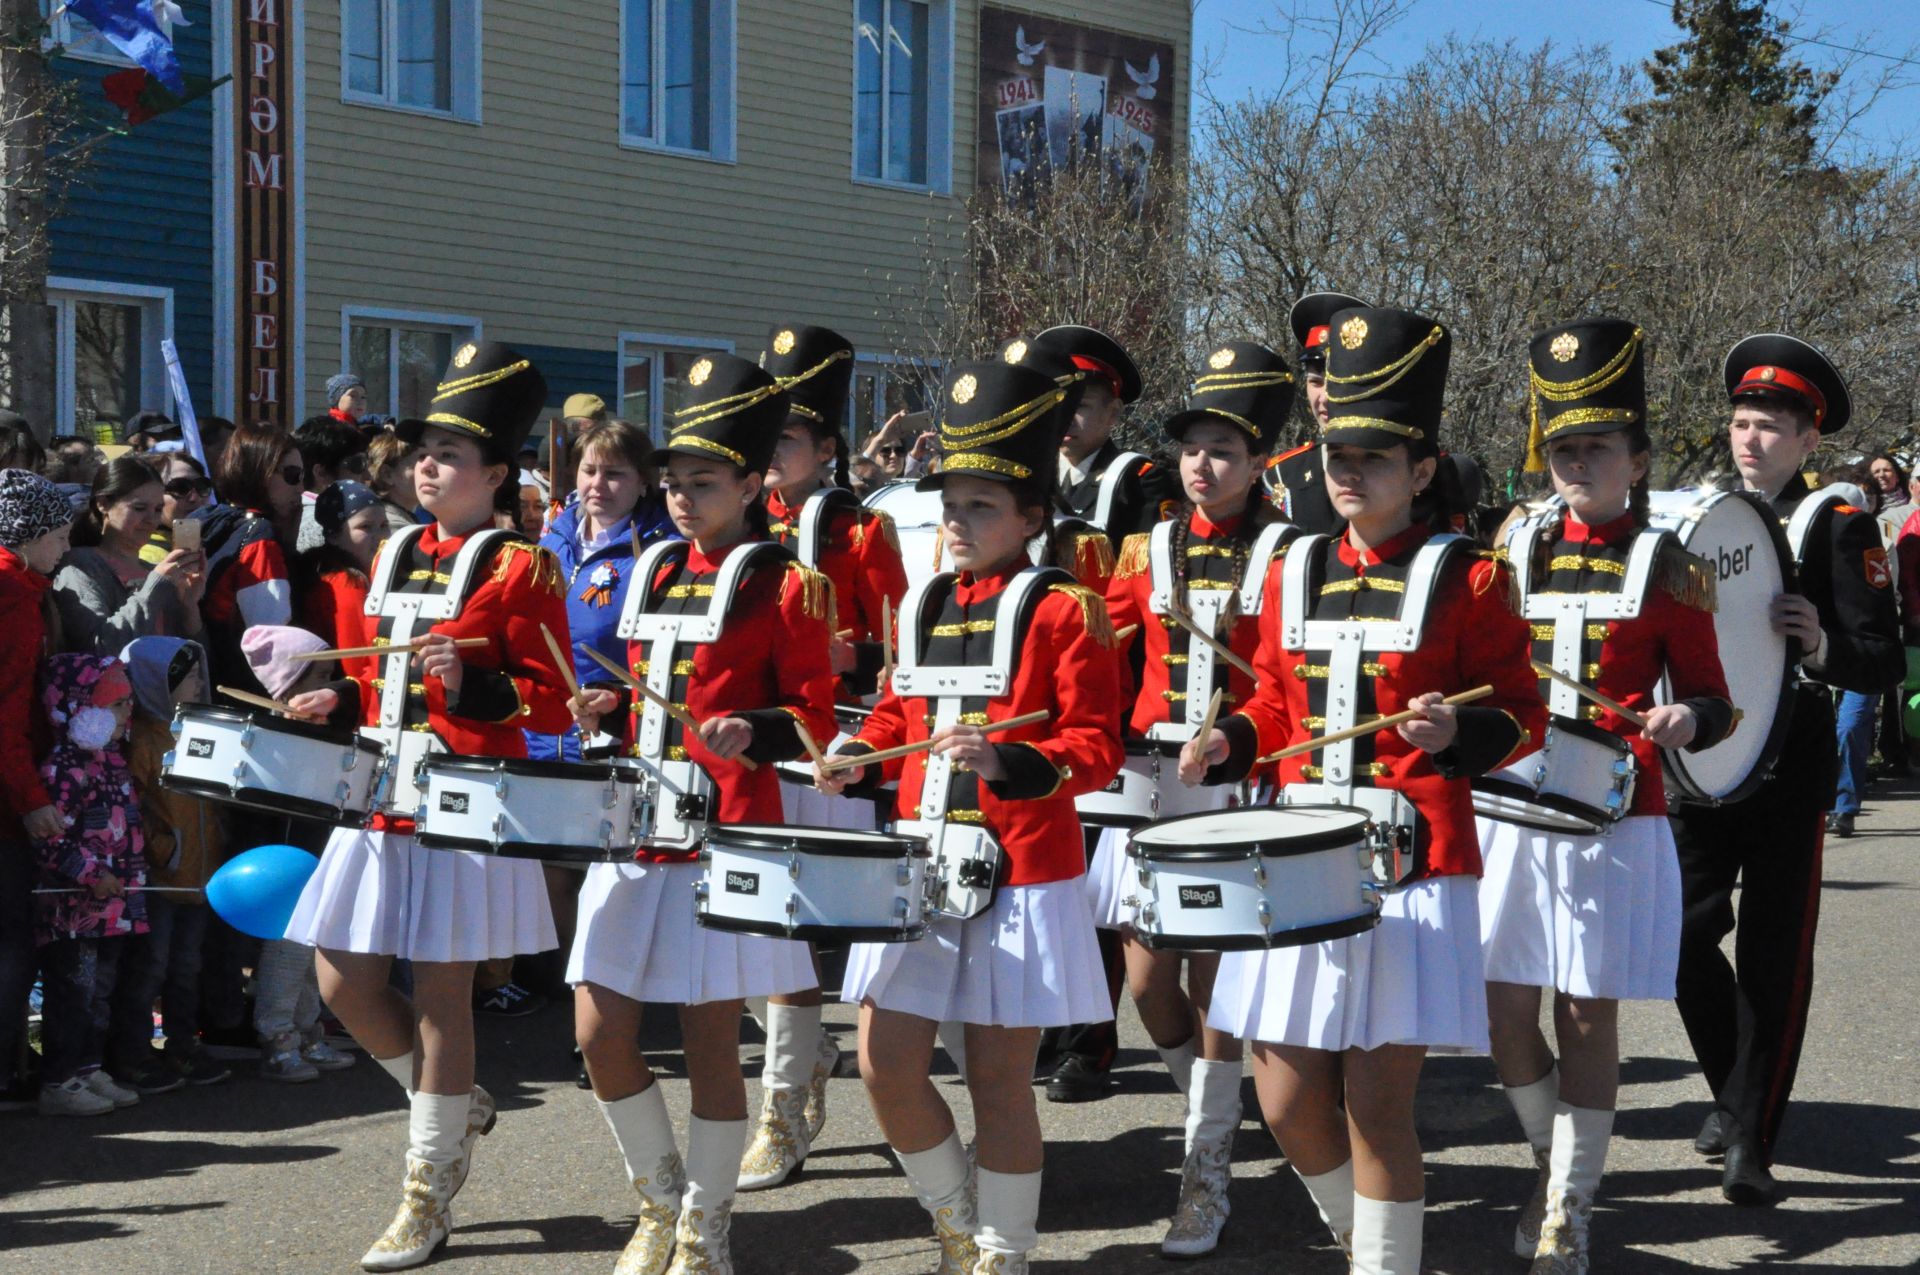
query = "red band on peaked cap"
xmin=1734 ymin=365 xmax=1827 ymax=425
xmin=1305 ymin=324 xmax=1331 ymax=351
xmin=1069 ymin=354 xmax=1124 ymax=398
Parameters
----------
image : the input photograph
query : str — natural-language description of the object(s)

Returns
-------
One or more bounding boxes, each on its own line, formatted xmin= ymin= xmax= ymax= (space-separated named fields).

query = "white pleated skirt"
xmin=1477 ymin=814 xmax=1682 ymax=1001
xmin=1084 ymin=827 xmax=1138 ymax=929
xmin=842 ymin=879 xmax=1113 ymax=1029
xmin=567 ymin=860 xmax=817 ymax=1006
xmin=1207 ymin=874 xmax=1488 ymax=1053
xmin=284 ymin=827 xmax=557 ymax=962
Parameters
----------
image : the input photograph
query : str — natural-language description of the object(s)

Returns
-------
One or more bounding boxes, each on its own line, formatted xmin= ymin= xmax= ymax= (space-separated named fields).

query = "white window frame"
xmin=618 ymin=0 xmax=737 ymax=163
xmin=340 ymin=0 xmax=483 ymax=125
xmin=850 ymin=0 xmax=953 ymax=195
xmin=618 ymin=330 xmax=737 ymax=444
xmin=340 ymin=306 xmax=482 ymax=418
xmin=40 ymin=0 xmax=173 ymax=69
xmin=45 ymin=278 xmax=174 ymax=434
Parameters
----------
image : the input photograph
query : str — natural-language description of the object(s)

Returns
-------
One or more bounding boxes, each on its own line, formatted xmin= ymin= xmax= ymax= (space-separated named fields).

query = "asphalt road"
xmin=3 ymin=788 xmax=1917 ymax=1273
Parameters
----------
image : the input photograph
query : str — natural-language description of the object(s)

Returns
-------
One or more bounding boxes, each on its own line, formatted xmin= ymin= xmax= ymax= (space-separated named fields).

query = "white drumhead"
xmin=865 ymin=482 xmax=945 ymax=590
xmin=718 ymin=824 xmax=912 ymax=850
xmin=1130 ymin=804 xmax=1371 ymax=848
xmin=1646 ymin=489 xmax=1792 ymax=801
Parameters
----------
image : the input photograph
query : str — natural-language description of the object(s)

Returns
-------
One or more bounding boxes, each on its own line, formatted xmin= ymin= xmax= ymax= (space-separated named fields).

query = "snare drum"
xmin=1076 ymin=740 xmax=1236 ymax=830
xmin=695 ymin=825 xmax=931 ymax=942
xmin=161 ymin=705 xmax=387 ymax=824
xmin=1472 ymin=720 xmax=1636 ymax=834
xmin=414 ymin=755 xmax=638 ymax=863
xmin=1126 ymin=806 xmax=1382 ymax=951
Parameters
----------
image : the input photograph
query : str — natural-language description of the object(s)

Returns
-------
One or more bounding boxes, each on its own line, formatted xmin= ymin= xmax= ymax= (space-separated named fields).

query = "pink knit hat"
xmin=241 ymin=625 xmax=330 ymax=699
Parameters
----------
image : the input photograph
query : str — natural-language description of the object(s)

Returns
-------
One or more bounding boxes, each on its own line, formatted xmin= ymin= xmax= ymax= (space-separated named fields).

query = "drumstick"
xmin=290 ymin=636 xmax=488 ymax=663
xmin=576 ymin=643 xmax=759 ymax=771
xmin=218 ymin=685 xmax=294 ymax=715
xmin=1530 ymin=660 xmax=1652 ymax=730
xmin=822 ymin=709 xmax=1052 ymax=773
xmin=1114 ymin=623 xmax=1139 ymax=644
xmin=879 ymin=595 xmax=895 ymax=691
xmin=1166 ymin=606 xmax=1257 ymax=682
xmin=1256 ymin=685 xmax=1496 ymax=764
xmin=539 ymin=623 xmax=583 ymax=704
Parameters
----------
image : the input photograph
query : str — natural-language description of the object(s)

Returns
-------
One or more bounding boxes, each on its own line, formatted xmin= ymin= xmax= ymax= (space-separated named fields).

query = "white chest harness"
xmin=360 ymin=524 xmax=517 ymax=815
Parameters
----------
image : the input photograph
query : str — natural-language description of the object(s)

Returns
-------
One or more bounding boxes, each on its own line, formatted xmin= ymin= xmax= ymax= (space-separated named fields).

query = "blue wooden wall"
xmin=48 ymin=1 xmax=216 ymax=421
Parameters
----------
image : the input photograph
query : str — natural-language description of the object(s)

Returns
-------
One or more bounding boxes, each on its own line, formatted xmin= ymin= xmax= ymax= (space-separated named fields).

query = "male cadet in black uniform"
xmin=1011 ymin=324 xmax=1176 ymax=543
xmin=1264 ymin=291 xmax=1367 ymax=533
xmin=1673 ymin=334 xmax=1902 ymax=1206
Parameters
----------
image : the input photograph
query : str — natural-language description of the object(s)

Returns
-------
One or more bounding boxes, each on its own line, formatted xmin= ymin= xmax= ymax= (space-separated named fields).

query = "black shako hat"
xmin=1320 ymin=307 xmax=1450 ymax=457
xmin=406 ymin=340 xmax=548 ymax=466
xmin=1525 ymin=317 xmax=1647 ymax=472
xmin=1164 ymin=340 xmax=1296 ymax=454
xmin=1290 ymin=292 xmax=1370 ymax=371
xmin=1022 ymin=325 xmax=1143 ymax=404
xmin=917 ymin=361 xmax=1073 ymax=492
xmin=654 ymin=353 xmax=788 ymax=474
xmin=761 ymin=324 xmax=854 ymax=430
xmin=1723 ymin=333 xmax=1851 ymax=434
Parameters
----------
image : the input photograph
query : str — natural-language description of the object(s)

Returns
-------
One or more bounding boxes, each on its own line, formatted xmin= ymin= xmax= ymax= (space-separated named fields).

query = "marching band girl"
xmin=1477 ymin=318 xmax=1733 ymax=1273
xmin=1093 ymin=340 xmax=1296 ymax=1256
xmin=814 ymin=360 xmax=1124 ymax=1275
xmin=568 ymin=353 xmax=839 ymax=1275
xmin=742 ymin=324 xmax=910 ymax=1190
xmin=1180 ymin=309 xmax=1544 ymax=1274
xmin=283 ymin=344 xmax=577 ymax=1271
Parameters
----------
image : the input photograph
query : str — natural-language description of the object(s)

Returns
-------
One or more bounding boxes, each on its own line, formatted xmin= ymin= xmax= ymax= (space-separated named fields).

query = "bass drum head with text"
xmin=1646 ymin=489 xmax=1795 ymax=803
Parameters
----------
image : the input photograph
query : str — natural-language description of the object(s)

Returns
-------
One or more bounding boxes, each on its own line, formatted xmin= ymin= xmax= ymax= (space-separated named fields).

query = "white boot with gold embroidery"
xmin=667 ymin=1116 xmax=746 ymax=1275
xmin=360 ymin=1091 xmax=468 ymax=1271
xmin=802 ymin=1022 xmax=840 ymax=1144
xmin=738 ymin=1003 xmax=817 ymax=1190
xmin=598 ymin=1084 xmax=686 ymax=1275
xmin=971 ymin=1167 xmax=1041 ymax=1275
xmin=897 ymin=1132 xmax=979 ymax=1275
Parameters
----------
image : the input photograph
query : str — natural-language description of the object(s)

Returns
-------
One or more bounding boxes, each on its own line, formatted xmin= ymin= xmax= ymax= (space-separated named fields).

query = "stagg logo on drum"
xmin=1178 ymin=885 xmax=1223 ymax=909
xmin=439 ymin=791 xmax=471 ymax=815
xmin=185 ymin=738 xmax=215 ymax=759
xmin=725 ymin=870 xmax=760 ymax=896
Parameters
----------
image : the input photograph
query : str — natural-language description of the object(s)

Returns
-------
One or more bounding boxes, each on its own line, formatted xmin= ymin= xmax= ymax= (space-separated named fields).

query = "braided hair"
xmin=1165 ymin=474 xmax=1276 ymax=616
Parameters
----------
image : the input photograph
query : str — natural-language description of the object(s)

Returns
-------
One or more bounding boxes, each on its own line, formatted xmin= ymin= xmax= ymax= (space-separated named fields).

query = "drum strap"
xmin=1145 ymin=521 xmax=1229 ymax=736
xmin=1516 ymin=522 xmax=1670 ymax=721
xmin=796 ymin=487 xmax=861 ymax=573
xmin=1092 ymin=451 xmax=1146 ymax=530
xmin=1784 ymin=487 xmax=1848 ymax=562
xmin=1236 ymin=520 xmax=1301 ymax=616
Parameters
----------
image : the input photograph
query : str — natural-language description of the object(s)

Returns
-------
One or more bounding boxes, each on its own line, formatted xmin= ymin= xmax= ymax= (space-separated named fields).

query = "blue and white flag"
xmin=63 ymin=0 xmax=185 ymax=93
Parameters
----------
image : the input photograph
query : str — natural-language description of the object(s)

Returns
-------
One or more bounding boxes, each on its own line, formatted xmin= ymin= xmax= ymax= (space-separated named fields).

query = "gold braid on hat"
xmin=670 ymin=381 xmax=786 ymax=435
xmin=939 ymin=386 xmax=1069 ymax=449
xmin=772 ymin=349 xmax=852 ymax=424
xmin=1324 ymin=327 xmax=1445 ymax=404
xmin=1191 ymin=369 xmax=1295 ymax=394
xmin=1525 ymin=327 xmax=1644 ymax=472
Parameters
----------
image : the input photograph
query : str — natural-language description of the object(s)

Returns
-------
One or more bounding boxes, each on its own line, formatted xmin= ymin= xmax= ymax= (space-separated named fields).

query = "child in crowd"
xmin=34 ymin=653 xmax=170 ymax=1115
xmin=242 ymin=624 xmax=358 ymax=1082
xmin=121 ymin=636 xmax=234 ymax=1085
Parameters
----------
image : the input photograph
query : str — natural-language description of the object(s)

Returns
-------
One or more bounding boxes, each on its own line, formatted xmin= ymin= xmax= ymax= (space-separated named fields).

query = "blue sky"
xmin=1191 ymin=0 xmax=1920 ymax=152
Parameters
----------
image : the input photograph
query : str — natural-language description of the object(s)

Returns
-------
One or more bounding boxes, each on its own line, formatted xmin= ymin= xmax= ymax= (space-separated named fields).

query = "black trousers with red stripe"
xmin=1671 ymin=685 xmax=1833 ymax=1163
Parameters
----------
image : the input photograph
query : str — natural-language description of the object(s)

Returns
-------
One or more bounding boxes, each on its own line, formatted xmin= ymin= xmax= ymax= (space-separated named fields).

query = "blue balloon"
xmin=206 ymin=844 xmax=320 ymax=939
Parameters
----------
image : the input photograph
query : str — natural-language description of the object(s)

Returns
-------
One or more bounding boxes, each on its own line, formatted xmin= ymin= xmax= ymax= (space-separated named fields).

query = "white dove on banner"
xmin=1014 ymin=25 xmax=1046 ymax=67
xmin=153 ymin=0 xmax=191 ymax=26
xmin=1124 ymin=52 xmax=1160 ymax=100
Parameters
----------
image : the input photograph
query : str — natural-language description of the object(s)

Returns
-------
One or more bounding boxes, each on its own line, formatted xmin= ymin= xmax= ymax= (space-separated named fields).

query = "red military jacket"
xmin=841 ymin=560 xmax=1125 ymax=885
xmin=768 ymin=487 xmax=908 ymax=688
xmin=613 ymin=539 xmax=839 ymax=857
xmin=333 ymin=525 xmax=577 ymax=759
xmin=1106 ymin=510 xmax=1264 ymax=738
xmin=1520 ymin=512 xmax=1734 ymax=816
xmin=298 ymin=552 xmax=376 ymax=684
xmin=1219 ymin=523 xmax=1545 ymax=879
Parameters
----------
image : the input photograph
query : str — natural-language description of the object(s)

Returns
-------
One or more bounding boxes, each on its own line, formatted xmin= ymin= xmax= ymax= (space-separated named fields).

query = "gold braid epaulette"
xmin=491 ymin=540 xmax=563 ymax=596
xmin=1655 ymin=541 xmax=1717 ymax=611
xmin=1469 ymin=550 xmax=1522 ymax=615
xmin=1115 ymin=532 xmax=1151 ymax=580
xmin=857 ymin=508 xmax=900 ymax=555
xmin=1071 ymin=530 xmax=1116 ymax=582
xmin=1051 ymin=583 xmax=1117 ymax=649
xmin=782 ymin=562 xmax=835 ymax=623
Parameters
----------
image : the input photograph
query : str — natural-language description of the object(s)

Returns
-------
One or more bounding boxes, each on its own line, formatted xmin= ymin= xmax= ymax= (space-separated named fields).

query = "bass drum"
xmin=1646 ymin=489 xmax=1796 ymax=804
xmin=865 ymin=482 xmax=947 ymax=592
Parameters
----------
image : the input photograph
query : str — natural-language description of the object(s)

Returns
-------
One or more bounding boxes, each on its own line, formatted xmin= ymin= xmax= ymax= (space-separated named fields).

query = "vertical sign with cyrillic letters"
xmin=236 ymin=0 xmax=294 ymax=424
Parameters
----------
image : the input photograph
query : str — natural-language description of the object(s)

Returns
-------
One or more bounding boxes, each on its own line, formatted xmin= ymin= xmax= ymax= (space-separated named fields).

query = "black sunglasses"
xmin=877 ymin=445 xmax=907 ymax=457
xmin=281 ymin=464 xmax=307 ymax=486
xmin=164 ymin=477 xmax=213 ymax=498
